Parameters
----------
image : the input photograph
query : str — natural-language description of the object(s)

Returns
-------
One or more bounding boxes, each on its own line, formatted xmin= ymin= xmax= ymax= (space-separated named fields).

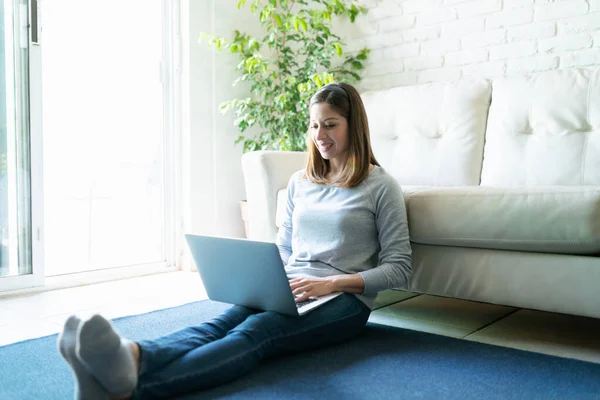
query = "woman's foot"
xmin=57 ymin=315 xmax=110 ymax=399
xmin=76 ymin=314 xmax=139 ymax=397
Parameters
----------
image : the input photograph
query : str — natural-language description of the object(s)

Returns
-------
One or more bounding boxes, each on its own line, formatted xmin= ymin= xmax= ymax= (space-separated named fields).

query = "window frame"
xmin=0 ymin=0 xmax=183 ymax=294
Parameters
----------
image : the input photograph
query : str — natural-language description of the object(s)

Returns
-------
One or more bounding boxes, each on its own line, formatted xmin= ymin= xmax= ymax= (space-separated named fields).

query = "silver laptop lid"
xmin=185 ymin=234 xmax=300 ymax=316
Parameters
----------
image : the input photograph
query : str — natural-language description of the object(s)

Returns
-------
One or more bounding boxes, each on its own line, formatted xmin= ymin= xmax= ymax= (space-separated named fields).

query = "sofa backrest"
xmin=361 ymin=79 xmax=491 ymax=187
xmin=481 ymin=67 xmax=600 ymax=186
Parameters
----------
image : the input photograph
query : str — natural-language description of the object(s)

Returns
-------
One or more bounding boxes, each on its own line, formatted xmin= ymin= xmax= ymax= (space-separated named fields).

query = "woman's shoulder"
xmin=293 ymin=168 xmax=306 ymax=178
xmin=290 ymin=169 xmax=306 ymax=183
xmin=368 ymin=165 xmax=399 ymax=185
xmin=366 ymin=166 xmax=404 ymax=196
xmin=286 ymin=169 xmax=308 ymax=190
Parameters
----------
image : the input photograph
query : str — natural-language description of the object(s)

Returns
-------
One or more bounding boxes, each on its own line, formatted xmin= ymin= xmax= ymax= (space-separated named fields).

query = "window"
xmin=42 ymin=0 xmax=176 ymax=275
xmin=0 ymin=0 xmax=181 ymax=291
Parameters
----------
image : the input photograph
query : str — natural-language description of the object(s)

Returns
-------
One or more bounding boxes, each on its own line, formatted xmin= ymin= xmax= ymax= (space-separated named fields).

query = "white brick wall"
xmin=337 ymin=0 xmax=600 ymax=90
xmin=508 ymin=22 xmax=556 ymax=42
xmin=486 ymin=8 xmax=533 ymax=28
xmin=535 ymin=1 xmax=589 ymax=21
xmin=446 ymin=48 xmax=489 ymax=65
xmin=506 ymin=54 xmax=559 ymax=74
xmin=538 ymin=33 xmax=593 ymax=53
xmin=490 ymin=41 xmax=537 ymax=60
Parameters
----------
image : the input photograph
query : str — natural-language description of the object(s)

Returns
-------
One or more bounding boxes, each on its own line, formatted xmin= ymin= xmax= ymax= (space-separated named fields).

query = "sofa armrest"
xmin=241 ymin=151 xmax=308 ymax=242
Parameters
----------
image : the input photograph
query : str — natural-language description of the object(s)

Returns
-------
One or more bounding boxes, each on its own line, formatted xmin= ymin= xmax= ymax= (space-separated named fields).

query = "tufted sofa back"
xmin=361 ymin=66 xmax=600 ymax=188
xmin=361 ymin=79 xmax=492 ymax=187
xmin=481 ymin=67 xmax=600 ymax=186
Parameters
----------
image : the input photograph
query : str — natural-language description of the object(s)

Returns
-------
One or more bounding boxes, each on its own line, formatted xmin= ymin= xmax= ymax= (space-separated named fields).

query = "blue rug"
xmin=1 ymin=300 xmax=599 ymax=400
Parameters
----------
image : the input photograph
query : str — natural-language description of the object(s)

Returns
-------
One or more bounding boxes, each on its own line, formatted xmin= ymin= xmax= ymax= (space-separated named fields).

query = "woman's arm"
xmin=275 ymin=173 xmax=297 ymax=265
xmin=359 ymin=175 xmax=412 ymax=294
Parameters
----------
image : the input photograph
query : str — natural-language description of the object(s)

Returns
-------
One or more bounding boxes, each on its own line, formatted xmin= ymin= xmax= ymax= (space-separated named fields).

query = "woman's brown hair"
xmin=305 ymin=82 xmax=380 ymax=188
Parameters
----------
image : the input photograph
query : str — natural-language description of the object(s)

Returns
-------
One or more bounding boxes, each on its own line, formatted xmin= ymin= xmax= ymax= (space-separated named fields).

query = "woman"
xmin=57 ymin=82 xmax=412 ymax=399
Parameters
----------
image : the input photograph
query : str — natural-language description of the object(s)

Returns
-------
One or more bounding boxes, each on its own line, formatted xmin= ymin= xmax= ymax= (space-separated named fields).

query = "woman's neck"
xmin=327 ymin=158 xmax=346 ymax=177
xmin=326 ymin=163 xmax=374 ymax=182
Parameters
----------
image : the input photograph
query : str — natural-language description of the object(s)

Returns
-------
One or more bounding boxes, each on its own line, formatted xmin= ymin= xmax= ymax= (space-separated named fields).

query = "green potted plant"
xmin=200 ymin=0 xmax=370 ymax=236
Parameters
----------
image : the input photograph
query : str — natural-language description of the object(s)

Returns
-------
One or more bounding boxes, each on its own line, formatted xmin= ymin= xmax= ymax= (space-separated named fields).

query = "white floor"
xmin=1 ymin=271 xmax=599 ymax=365
xmin=0 ymin=271 xmax=207 ymax=346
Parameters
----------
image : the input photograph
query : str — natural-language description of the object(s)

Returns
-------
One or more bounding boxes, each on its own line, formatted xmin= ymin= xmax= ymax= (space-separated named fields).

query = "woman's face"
xmin=309 ymin=103 xmax=349 ymax=162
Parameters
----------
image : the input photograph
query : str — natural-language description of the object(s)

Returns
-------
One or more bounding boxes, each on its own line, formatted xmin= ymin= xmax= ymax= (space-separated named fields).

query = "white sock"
xmin=76 ymin=314 xmax=138 ymax=395
xmin=57 ymin=315 xmax=109 ymax=400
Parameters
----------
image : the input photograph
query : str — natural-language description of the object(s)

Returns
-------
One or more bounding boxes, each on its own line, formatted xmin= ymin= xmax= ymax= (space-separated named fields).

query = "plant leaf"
xmin=333 ymin=42 xmax=343 ymax=57
xmin=202 ymin=0 xmax=370 ymax=153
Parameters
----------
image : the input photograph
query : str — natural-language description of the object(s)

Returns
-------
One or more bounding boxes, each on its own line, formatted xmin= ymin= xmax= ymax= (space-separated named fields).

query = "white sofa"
xmin=241 ymin=67 xmax=600 ymax=319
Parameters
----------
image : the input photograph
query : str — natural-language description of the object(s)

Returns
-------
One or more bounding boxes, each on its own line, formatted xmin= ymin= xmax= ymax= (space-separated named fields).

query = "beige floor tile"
xmin=124 ymin=272 xmax=203 ymax=299
xmin=0 ymin=271 xmax=205 ymax=346
xmin=0 ymin=277 xmax=149 ymax=320
xmin=372 ymin=289 xmax=418 ymax=310
xmin=44 ymin=274 xmax=208 ymax=327
xmin=1 ymin=291 xmax=113 ymax=319
xmin=0 ymin=319 xmax=63 ymax=347
xmin=45 ymin=299 xmax=170 ymax=327
xmin=466 ymin=309 xmax=600 ymax=364
xmin=369 ymin=294 xmax=516 ymax=338
xmin=44 ymin=296 xmax=204 ymax=328
xmin=0 ymin=304 xmax=30 ymax=327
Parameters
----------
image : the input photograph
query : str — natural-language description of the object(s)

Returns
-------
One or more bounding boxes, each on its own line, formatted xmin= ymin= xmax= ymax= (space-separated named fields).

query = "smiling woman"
xmin=306 ymin=83 xmax=379 ymax=188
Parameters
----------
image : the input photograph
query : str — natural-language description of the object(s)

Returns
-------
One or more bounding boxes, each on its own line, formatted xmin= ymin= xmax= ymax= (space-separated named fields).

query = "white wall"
xmin=181 ymin=0 xmax=253 ymax=241
xmin=339 ymin=0 xmax=600 ymax=90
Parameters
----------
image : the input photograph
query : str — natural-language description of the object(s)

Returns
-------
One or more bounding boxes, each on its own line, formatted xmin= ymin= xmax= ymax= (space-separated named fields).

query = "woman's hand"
xmin=289 ymin=274 xmax=365 ymax=302
xmin=289 ymin=277 xmax=336 ymax=302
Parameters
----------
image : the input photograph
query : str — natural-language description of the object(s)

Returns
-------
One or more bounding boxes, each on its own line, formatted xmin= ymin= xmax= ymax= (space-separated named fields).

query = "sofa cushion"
xmin=361 ymin=79 xmax=491 ymax=187
xmin=406 ymin=186 xmax=600 ymax=255
xmin=481 ymin=67 xmax=600 ymax=186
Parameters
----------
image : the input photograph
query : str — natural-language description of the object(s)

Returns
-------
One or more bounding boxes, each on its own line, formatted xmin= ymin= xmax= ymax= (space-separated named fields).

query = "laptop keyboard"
xmin=296 ymin=297 xmax=319 ymax=309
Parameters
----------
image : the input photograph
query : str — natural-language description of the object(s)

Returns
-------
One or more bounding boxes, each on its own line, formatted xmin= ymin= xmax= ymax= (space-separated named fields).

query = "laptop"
xmin=185 ymin=234 xmax=342 ymax=316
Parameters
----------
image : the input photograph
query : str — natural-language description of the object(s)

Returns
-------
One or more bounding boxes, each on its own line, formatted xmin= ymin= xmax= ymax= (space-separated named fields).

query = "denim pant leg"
xmin=136 ymin=305 xmax=259 ymax=377
xmin=134 ymin=294 xmax=370 ymax=399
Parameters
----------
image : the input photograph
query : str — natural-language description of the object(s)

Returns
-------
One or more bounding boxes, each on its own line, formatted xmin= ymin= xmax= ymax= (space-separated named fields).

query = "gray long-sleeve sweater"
xmin=276 ymin=166 xmax=412 ymax=309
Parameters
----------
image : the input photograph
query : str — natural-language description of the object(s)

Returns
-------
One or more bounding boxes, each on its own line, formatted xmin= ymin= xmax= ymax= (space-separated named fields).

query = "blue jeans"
xmin=133 ymin=293 xmax=370 ymax=399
